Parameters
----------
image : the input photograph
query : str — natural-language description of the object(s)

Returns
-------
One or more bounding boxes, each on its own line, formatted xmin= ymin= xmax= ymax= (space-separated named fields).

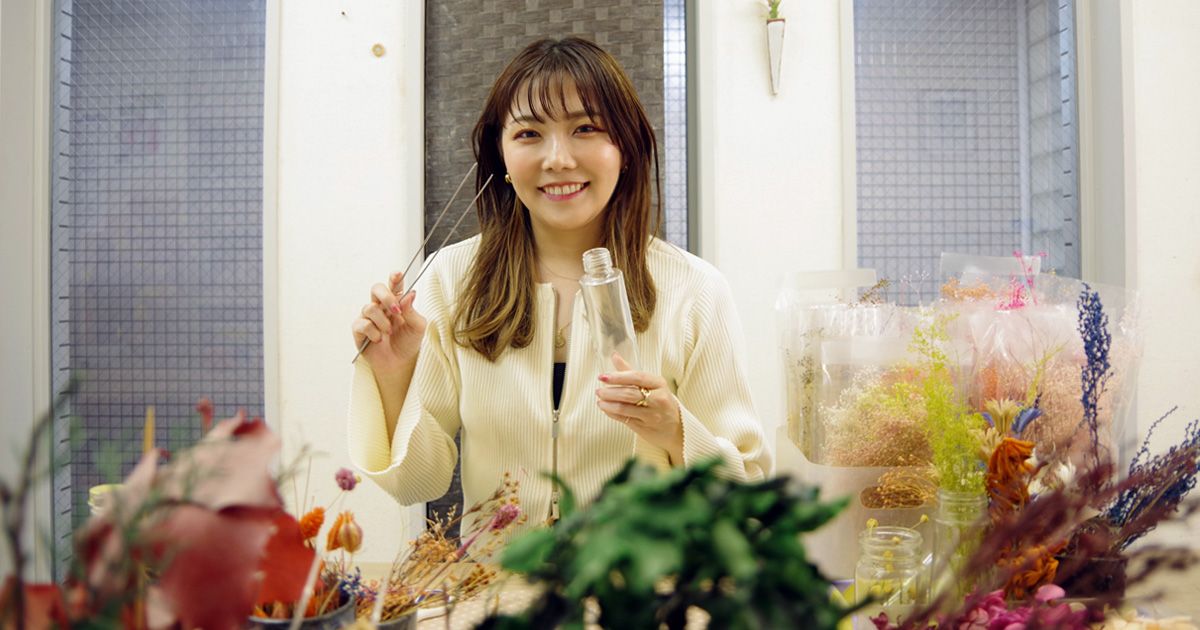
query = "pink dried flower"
xmin=1033 ymin=584 xmax=1065 ymax=602
xmin=335 ymin=467 xmax=359 ymax=491
xmin=489 ymin=503 xmax=521 ymax=531
xmin=195 ymin=397 xmax=214 ymax=434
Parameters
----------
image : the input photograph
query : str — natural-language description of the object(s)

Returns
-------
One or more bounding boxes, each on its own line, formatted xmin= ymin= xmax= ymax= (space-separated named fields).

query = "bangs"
xmin=505 ymin=62 xmax=605 ymax=125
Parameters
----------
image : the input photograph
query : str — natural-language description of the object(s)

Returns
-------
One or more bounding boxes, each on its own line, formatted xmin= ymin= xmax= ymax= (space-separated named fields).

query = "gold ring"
xmin=635 ymin=386 xmax=651 ymax=407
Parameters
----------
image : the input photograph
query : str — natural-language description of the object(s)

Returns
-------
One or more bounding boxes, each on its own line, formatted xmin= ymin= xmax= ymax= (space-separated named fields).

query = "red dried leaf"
xmin=144 ymin=505 xmax=280 ymax=630
xmin=255 ymin=510 xmax=316 ymax=606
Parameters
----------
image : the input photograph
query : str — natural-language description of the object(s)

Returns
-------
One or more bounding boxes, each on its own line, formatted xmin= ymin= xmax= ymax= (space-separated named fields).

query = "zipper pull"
xmin=552 ymin=408 xmax=560 ymax=438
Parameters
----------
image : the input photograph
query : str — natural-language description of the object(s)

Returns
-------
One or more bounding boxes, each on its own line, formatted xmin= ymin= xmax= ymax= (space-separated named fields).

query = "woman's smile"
xmin=540 ymin=181 xmax=590 ymax=201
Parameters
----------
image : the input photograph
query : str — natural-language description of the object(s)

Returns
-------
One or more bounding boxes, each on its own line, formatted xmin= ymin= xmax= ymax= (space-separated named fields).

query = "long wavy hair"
xmin=453 ymin=37 xmax=662 ymax=361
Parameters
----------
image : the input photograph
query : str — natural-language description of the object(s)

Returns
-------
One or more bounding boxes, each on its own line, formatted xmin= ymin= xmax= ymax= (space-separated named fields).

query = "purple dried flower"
xmin=1012 ymin=406 xmax=1043 ymax=436
xmin=335 ymin=467 xmax=358 ymax=491
xmin=1103 ymin=408 xmax=1200 ymax=549
xmin=1078 ymin=284 xmax=1112 ymax=471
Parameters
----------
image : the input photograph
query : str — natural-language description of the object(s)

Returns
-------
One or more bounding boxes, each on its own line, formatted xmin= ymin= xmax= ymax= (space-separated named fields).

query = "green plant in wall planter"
xmin=478 ymin=458 xmax=856 ymax=630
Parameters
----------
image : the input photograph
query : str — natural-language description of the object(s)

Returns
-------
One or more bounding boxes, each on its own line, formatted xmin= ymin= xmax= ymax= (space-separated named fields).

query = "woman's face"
xmin=500 ymin=81 xmax=623 ymax=238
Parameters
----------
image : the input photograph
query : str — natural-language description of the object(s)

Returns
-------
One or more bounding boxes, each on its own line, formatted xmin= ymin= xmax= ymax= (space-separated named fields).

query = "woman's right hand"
xmin=352 ymin=271 xmax=427 ymax=375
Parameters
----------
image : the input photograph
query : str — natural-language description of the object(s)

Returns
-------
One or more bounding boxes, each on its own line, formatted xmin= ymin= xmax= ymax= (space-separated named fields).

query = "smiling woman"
xmin=347 ymin=37 xmax=769 ymax=533
xmin=501 ymin=91 xmax=623 ymax=237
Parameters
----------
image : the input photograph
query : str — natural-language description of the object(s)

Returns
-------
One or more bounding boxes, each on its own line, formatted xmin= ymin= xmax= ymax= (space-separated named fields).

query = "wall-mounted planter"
xmin=767 ymin=18 xmax=786 ymax=95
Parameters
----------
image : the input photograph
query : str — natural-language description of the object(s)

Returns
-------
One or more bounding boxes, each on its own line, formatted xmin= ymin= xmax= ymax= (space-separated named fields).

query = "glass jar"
xmin=855 ymin=526 xmax=926 ymax=627
xmin=930 ymin=488 xmax=988 ymax=600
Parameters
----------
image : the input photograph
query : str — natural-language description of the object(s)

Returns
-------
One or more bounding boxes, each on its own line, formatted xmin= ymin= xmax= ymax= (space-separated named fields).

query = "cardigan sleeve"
xmin=674 ymin=271 xmax=772 ymax=481
xmin=346 ymin=266 xmax=463 ymax=505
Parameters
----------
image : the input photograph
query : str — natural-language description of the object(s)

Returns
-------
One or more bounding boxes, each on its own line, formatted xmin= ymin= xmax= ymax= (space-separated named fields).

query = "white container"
xmin=767 ymin=19 xmax=786 ymax=95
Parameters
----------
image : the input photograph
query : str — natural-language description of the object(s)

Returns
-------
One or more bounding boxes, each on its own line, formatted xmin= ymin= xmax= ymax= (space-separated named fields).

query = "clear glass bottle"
xmin=580 ymin=247 xmax=639 ymax=369
xmin=930 ymin=488 xmax=988 ymax=600
xmin=855 ymin=526 xmax=926 ymax=627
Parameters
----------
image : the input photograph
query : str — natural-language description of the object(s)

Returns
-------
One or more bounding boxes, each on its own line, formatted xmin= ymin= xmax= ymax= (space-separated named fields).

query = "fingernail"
xmin=598 ymin=374 xmax=610 ymax=382
xmin=390 ymin=304 xmax=401 ymax=314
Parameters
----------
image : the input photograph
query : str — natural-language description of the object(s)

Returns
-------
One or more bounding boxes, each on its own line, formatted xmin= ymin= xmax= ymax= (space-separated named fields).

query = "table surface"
xmin=358 ymin=561 xmax=1200 ymax=629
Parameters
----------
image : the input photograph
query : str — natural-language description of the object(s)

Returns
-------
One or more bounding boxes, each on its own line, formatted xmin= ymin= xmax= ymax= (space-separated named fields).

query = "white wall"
xmin=272 ymin=0 xmax=425 ymax=563
xmin=0 ymin=0 xmax=52 ymax=581
xmin=694 ymin=0 xmax=847 ymax=454
xmin=1124 ymin=0 xmax=1200 ymax=454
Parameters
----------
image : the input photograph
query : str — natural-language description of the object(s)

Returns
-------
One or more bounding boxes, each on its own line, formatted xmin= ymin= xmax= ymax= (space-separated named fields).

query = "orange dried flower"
xmin=299 ymin=507 xmax=325 ymax=542
xmin=1000 ymin=543 xmax=1064 ymax=599
xmin=986 ymin=436 xmax=1036 ymax=521
xmin=326 ymin=511 xmax=362 ymax=553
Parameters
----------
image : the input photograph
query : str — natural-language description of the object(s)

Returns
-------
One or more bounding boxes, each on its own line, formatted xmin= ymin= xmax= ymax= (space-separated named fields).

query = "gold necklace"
xmin=541 ymin=262 xmax=578 ymax=349
xmin=540 ymin=261 xmax=582 ymax=282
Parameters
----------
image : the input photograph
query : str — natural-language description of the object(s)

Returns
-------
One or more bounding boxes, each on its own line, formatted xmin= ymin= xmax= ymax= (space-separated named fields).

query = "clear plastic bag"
xmin=960 ymin=273 xmax=1141 ymax=467
xmin=777 ymin=269 xmax=880 ymax=457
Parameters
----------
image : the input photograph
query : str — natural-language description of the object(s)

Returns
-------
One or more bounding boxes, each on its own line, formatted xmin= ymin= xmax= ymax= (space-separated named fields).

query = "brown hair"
xmin=453 ymin=37 xmax=662 ymax=361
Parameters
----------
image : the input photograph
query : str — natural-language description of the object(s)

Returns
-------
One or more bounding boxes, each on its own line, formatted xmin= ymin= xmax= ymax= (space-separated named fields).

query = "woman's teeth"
xmin=544 ymin=183 xmax=586 ymax=196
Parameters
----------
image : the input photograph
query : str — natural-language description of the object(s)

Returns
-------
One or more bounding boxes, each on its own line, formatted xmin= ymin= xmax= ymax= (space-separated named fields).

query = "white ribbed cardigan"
xmin=348 ymin=236 xmax=771 ymax=525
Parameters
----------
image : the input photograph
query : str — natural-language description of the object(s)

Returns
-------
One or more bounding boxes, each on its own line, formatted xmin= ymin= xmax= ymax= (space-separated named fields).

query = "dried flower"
xmin=940 ymin=277 xmax=997 ymax=301
xmin=1103 ymin=409 xmax=1200 ymax=551
xmin=871 ymin=583 xmax=1086 ymax=630
xmin=195 ymin=397 xmax=214 ymax=434
xmin=1029 ymin=459 xmax=1077 ymax=497
xmin=1079 ymin=283 xmax=1114 ymax=470
xmin=987 ymin=437 xmax=1037 ymax=518
xmin=490 ymin=503 xmax=520 ymax=531
xmin=359 ymin=476 xmax=524 ymax=622
xmin=335 ymin=467 xmax=359 ymax=492
xmin=326 ymin=511 xmax=362 ymax=553
xmin=298 ymin=507 xmax=324 ymax=542
xmin=865 ymin=467 xmax=938 ymax=509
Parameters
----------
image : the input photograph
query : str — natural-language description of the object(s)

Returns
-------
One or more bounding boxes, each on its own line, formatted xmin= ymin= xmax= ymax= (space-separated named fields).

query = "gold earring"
xmin=504 ymin=173 xmax=512 ymax=184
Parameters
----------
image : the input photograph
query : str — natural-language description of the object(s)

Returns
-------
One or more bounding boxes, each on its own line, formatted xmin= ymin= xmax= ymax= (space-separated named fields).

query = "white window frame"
xmin=0 ymin=0 xmax=54 ymax=582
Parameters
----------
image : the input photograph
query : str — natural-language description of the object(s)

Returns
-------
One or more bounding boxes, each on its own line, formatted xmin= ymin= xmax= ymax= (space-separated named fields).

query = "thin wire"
xmin=396 ymin=164 xmax=476 ymax=283
xmin=351 ymin=173 xmax=495 ymax=363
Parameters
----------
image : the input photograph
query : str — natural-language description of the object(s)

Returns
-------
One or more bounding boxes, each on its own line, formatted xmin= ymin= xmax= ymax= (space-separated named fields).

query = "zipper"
xmin=549 ymin=407 xmax=561 ymax=523
xmin=548 ymin=288 xmax=563 ymax=524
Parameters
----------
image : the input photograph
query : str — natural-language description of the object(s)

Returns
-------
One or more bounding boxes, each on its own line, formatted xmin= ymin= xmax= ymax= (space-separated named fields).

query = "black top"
xmin=552 ymin=362 xmax=567 ymax=410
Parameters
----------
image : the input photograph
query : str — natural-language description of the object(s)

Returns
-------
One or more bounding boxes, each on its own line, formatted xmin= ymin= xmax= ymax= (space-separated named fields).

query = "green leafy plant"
xmin=479 ymin=458 xmax=854 ymax=630
xmin=913 ymin=315 xmax=985 ymax=493
xmin=765 ymin=0 xmax=783 ymax=20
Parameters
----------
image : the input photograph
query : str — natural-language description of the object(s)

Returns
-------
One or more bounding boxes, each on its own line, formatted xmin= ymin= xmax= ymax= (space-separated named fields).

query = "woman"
xmin=348 ymin=37 xmax=769 ymax=527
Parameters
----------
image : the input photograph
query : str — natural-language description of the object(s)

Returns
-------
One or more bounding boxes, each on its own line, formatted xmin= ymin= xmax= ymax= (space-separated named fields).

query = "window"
xmin=853 ymin=0 xmax=1080 ymax=303
xmin=49 ymin=0 xmax=267 ymax=579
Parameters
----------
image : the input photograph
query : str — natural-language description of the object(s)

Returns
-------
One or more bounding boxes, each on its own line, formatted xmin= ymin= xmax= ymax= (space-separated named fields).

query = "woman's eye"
xmin=514 ymin=129 xmax=539 ymax=140
xmin=576 ymin=124 xmax=601 ymax=134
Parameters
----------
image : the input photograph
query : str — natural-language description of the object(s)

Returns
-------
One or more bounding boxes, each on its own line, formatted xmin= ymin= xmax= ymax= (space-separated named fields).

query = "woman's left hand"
xmin=595 ymin=353 xmax=685 ymax=465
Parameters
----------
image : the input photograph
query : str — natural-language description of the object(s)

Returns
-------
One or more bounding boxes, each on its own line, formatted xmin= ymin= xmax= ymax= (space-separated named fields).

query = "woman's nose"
xmin=542 ymin=134 xmax=577 ymax=171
